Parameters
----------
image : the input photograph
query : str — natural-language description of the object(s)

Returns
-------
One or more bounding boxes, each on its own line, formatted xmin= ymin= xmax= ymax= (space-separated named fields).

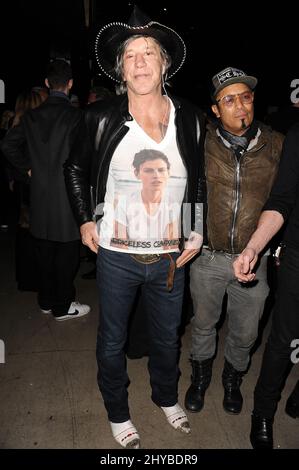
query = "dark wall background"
xmin=0 ymin=0 xmax=297 ymax=118
xmin=0 ymin=0 xmax=89 ymax=107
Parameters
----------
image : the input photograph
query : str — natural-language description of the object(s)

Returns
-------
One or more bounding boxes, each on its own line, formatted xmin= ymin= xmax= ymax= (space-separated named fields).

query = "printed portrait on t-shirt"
xmin=112 ymin=149 xmax=181 ymax=251
xmin=99 ymin=100 xmax=187 ymax=254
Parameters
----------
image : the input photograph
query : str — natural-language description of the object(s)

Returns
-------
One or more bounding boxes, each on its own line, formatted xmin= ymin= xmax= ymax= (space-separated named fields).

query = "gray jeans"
xmin=190 ymin=248 xmax=269 ymax=371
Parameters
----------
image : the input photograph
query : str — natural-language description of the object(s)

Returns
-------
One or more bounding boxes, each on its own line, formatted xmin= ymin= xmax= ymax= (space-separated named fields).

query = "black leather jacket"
xmin=64 ymin=94 xmax=206 ymax=235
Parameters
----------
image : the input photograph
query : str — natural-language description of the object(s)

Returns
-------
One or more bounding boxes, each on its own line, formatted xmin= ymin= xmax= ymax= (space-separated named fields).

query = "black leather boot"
xmin=184 ymin=358 xmax=213 ymax=412
xmin=222 ymin=359 xmax=244 ymax=414
xmin=250 ymin=413 xmax=273 ymax=449
xmin=285 ymin=380 xmax=299 ymax=419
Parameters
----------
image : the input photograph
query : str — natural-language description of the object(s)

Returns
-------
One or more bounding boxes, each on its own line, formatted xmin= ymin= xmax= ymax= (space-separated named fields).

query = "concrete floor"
xmin=0 ymin=228 xmax=298 ymax=450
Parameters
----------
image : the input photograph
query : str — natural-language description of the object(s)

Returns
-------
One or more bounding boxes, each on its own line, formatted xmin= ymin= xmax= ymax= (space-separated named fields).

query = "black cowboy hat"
xmin=94 ymin=6 xmax=186 ymax=83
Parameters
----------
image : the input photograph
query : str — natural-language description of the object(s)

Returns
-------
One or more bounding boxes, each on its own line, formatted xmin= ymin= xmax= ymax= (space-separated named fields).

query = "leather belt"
xmin=130 ymin=253 xmax=176 ymax=292
xmin=204 ymin=247 xmax=240 ymax=258
xmin=130 ymin=254 xmax=161 ymax=264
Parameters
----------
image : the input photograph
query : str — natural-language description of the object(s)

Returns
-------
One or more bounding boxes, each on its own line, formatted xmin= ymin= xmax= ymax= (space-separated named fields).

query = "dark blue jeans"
xmin=254 ymin=245 xmax=299 ymax=418
xmin=96 ymin=248 xmax=185 ymax=422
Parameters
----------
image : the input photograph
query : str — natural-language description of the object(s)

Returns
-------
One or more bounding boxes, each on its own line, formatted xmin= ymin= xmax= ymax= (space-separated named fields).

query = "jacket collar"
xmin=49 ymin=90 xmax=69 ymax=100
xmin=45 ymin=94 xmax=71 ymax=105
xmin=207 ymin=119 xmax=274 ymax=150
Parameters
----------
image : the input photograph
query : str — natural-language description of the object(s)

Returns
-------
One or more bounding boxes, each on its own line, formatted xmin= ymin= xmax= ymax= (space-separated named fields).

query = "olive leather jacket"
xmin=64 ymin=94 xmax=206 ymax=238
xmin=205 ymin=121 xmax=284 ymax=254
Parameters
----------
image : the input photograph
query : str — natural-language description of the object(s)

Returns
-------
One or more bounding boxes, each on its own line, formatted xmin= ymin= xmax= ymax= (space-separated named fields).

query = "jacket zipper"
xmin=174 ymin=105 xmax=190 ymax=243
xmin=90 ymin=185 xmax=95 ymax=220
xmin=230 ymin=154 xmax=242 ymax=253
xmin=229 ymin=142 xmax=267 ymax=252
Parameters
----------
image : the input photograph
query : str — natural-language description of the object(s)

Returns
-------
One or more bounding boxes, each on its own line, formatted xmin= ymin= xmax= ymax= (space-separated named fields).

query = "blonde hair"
xmin=12 ymin=90 xmax=43 ymax=127
xmin=0 ymin=110 xmax=15 ymax=130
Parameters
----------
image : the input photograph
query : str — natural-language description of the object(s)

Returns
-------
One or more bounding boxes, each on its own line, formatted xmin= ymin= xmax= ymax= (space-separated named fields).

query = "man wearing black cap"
xmin=64 ymin=7 xmax=206 ymax=448
xmin=185 ymin=67 xmax=284 ymax=419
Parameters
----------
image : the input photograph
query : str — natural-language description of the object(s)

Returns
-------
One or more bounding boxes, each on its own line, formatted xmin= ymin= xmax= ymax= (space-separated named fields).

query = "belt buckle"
xmin=130 ymin=254 xmax=161 ymax=264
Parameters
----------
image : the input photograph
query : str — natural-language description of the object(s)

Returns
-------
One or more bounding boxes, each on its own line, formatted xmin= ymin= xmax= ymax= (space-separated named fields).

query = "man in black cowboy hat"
xmin=64 ymin=6 xmax=206 ymax=449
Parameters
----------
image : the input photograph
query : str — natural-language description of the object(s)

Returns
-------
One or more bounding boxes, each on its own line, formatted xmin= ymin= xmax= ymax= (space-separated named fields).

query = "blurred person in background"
xmin=2 ymin=60 xmax=90 ymax=320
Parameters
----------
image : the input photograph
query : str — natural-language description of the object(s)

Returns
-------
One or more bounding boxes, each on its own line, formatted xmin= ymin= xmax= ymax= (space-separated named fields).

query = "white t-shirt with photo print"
xmin=99 ymin=98 xmax=187 ymax=254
